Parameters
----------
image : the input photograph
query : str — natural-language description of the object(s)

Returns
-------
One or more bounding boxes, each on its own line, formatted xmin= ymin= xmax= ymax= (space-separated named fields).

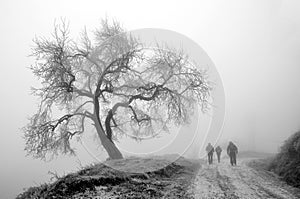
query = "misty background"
xmin=1 ymin=0 xmax=300 ymax=198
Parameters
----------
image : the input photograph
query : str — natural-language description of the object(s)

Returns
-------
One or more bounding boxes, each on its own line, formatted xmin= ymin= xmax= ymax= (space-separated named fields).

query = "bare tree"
xmin=23 ymin=19 xmax=211 ymax=160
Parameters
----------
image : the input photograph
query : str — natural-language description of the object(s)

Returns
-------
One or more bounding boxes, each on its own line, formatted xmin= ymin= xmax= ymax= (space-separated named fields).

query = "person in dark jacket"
xmin=215 ymin=146 xmax=222 ymax=163
xmin=227 ymin=141 xmax=238 ymax=166
xmin=206 ymin=143 xmax=214 ymax=164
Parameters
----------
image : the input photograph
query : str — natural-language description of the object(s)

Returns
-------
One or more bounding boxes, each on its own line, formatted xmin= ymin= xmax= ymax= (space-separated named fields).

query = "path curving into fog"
xmin=188 ymin=158 xmax=300 ymax=199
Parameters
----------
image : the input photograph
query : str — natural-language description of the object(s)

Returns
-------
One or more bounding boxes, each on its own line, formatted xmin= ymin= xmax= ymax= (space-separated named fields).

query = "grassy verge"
xmin=16 ymin=156 xmax=200 ymax=199
xmin=265 ymin=131 xmax=300 ymax=189
xmin=246 ymin=133 xmax=300 ymax=194
xmin=246 ymin=157 xmax=274 ymax=171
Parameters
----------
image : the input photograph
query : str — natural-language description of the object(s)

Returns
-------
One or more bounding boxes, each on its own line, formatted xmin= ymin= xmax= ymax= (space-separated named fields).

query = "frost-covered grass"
xmin=16 ymin=155 xmax=200 ymax=199
xmin=248 ymin=131 xmax=300 ymax=189
xmin=267 ymin=131 xmax=300 ymax=188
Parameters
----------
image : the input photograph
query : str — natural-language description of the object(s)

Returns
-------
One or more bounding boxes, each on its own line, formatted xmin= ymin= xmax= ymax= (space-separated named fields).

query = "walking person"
xmin=206 ymin=143 xmax=214 ymax=165
xmin=227 ymin=141 xmax=238 ymax=166
xmin=215 ymin=146 xmax=222 ymax=163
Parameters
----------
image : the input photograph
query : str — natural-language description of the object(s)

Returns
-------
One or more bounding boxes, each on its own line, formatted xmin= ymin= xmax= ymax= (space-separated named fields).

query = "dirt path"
xmin=188 ymin=158 xmax=300 ymax=199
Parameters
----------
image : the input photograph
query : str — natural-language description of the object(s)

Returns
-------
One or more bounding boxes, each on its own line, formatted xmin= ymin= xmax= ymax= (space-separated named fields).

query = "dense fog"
xmin=1 ymin=0 xmax=300 ymax=198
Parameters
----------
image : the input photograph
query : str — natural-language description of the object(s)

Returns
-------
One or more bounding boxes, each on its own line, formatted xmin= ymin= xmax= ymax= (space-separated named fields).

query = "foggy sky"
xmin=1 ymin=0 xmax=300 ymax=198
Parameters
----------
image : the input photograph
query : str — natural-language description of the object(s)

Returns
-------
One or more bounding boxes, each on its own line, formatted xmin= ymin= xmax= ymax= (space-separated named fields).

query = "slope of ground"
xmin=188 ymin=158 xmax=300 ymax=199
xmin=16 ymin=155 xmax=200 ymax=199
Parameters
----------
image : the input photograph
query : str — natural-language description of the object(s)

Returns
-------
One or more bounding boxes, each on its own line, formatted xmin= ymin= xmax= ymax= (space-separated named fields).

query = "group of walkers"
xmin=205 ymin=141 xmax=238 ymax=166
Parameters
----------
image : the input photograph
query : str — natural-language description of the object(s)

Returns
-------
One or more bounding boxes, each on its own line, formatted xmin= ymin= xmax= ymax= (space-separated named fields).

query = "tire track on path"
xmin=188 ymin=158 xmax=300 ymax=199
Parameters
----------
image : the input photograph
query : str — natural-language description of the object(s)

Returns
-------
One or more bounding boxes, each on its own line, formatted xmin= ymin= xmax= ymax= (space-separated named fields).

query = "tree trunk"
xmin=94 ymin=116 xmax=123 ymax=159
xmin=93 ymin=95 xmax=123 ymax=159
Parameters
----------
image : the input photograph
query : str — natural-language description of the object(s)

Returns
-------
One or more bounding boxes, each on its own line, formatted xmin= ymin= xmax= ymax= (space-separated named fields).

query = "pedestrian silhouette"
xmin=227 ymin=141 xmax=238 ymax=166
xmin=206 ymin=143 xmax=214 ymax=165
xmin=215 ymin=146 xmax=222 ymax=163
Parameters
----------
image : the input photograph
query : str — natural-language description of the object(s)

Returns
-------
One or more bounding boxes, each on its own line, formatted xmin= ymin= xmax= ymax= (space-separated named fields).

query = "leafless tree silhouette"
xmin=23 ymin=19 xmax=211 ymax=160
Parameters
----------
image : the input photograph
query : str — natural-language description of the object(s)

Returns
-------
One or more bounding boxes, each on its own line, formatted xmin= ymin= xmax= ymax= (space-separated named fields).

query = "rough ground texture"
xmin=188 ymin=158 xmax=300 ymax=199
xmin=16 ymin=156 xmax=200 ymax=199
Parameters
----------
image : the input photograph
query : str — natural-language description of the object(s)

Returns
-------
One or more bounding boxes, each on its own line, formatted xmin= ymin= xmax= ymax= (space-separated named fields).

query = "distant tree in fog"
xmin=23 ymin=18 xmax=211 ymax=160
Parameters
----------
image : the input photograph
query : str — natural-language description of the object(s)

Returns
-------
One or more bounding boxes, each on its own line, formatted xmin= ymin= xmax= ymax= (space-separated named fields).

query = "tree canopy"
xmin=23 ymin=19 xmax=211 ymax=160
